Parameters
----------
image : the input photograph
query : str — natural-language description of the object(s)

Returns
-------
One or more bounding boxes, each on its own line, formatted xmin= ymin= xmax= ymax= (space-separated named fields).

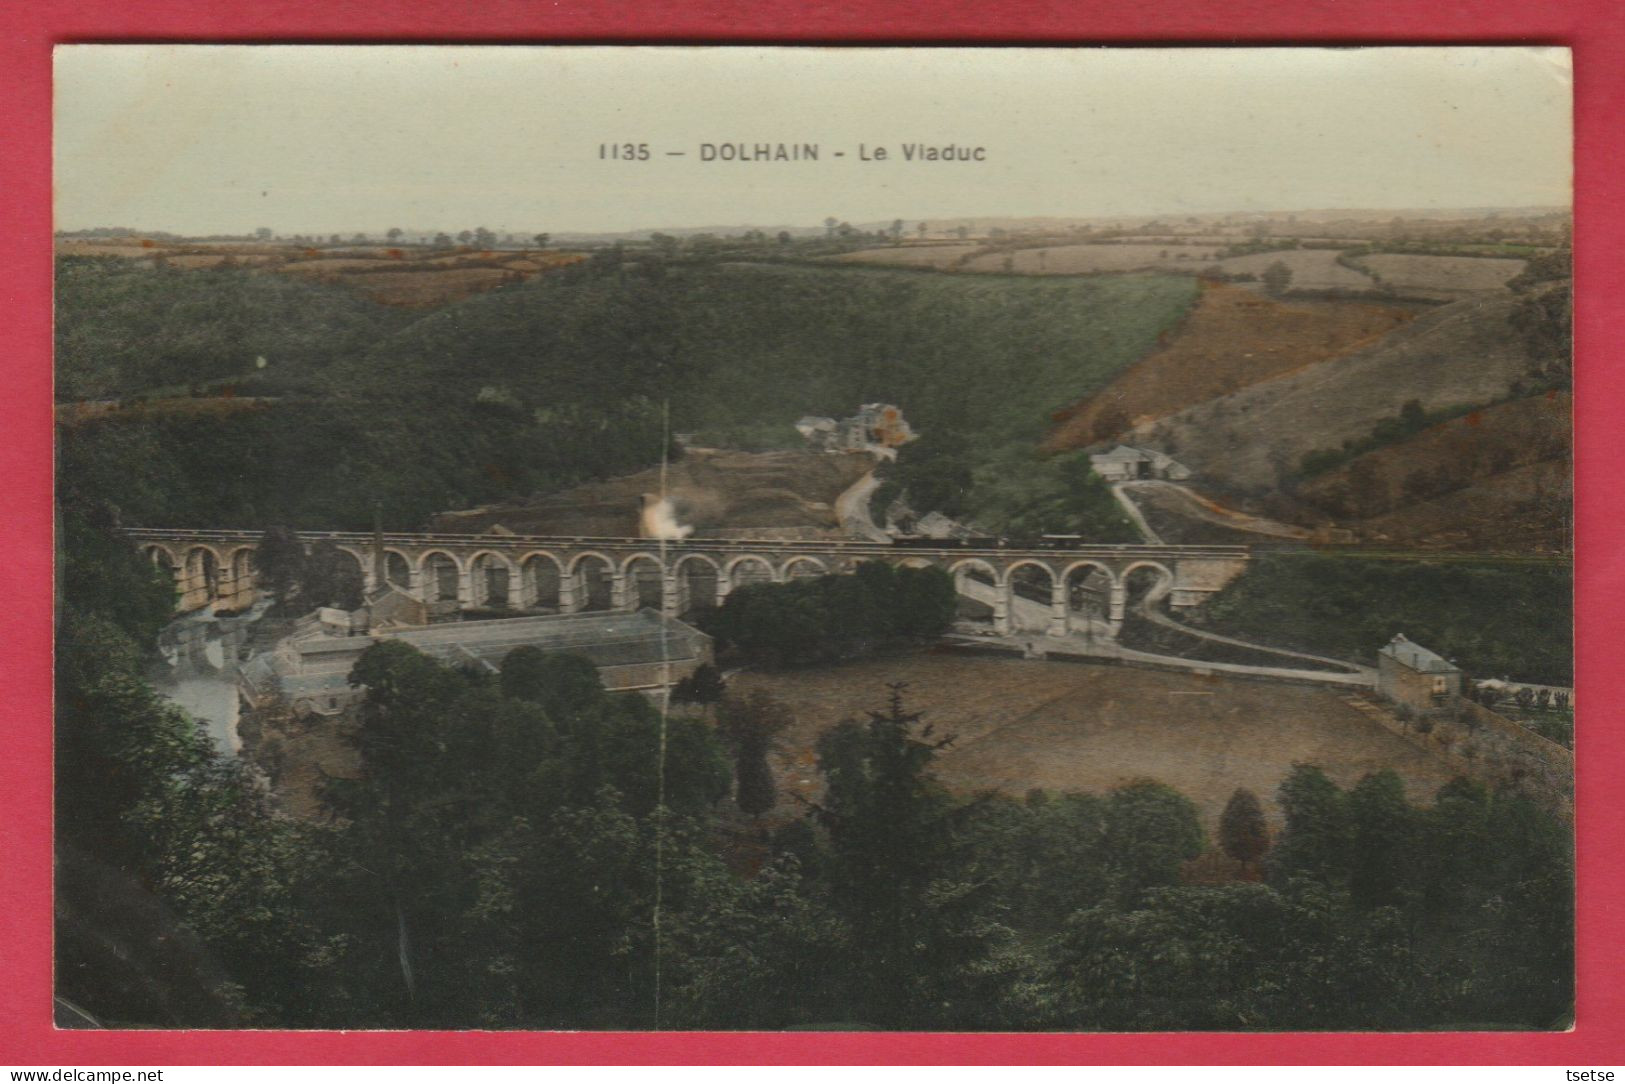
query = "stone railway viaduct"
xmin=125 ymin=528 xmax=1250 ymax=639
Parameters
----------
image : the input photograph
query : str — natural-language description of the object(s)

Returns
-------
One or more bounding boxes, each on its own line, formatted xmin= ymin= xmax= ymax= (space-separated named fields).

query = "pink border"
xmin=4 ymin=0 xmax=1621 ymax=1065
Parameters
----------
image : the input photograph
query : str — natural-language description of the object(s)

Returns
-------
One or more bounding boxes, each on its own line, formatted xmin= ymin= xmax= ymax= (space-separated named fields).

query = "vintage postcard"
xmin=52 ymin=45 xmax=1573 ymax=1031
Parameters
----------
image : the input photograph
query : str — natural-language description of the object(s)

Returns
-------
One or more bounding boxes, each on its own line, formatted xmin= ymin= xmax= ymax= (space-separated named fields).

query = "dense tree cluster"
xmin=56 ymin=506 xmax=1573 ymax=1029
xmin=706 ymin=562 xmax=958 ymax=667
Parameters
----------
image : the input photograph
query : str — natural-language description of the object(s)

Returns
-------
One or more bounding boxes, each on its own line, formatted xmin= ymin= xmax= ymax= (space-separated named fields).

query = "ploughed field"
xmin=733 ymin=653 xmax=1455 ymax=832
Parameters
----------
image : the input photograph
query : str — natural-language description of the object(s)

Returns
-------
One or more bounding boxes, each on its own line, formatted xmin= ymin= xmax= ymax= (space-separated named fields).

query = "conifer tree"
xmin=1219 ymin=787 xmax=1270 ymax=876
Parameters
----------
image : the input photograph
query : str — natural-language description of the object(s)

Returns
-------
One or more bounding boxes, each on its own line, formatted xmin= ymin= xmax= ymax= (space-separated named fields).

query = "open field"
xmin=1212 ymin=248 xmax=1376 ymax=292
xmin=732 ymin=652 xmax=1457 ymax=833
xmin=963 ymin=243 xmax=1226 ymax=274
xmin=1354 ymin=253 xmax=1526 ymax=300
xmin=1044 ymin=283 xmax=1416 ymax=449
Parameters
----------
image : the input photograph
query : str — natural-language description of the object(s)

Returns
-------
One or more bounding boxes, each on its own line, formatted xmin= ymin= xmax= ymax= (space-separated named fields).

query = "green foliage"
xmin=882 ymin=430 xmax=975 ymax=520
xmin=332 ymin=263 xmax=1192 ymax=459
xmin=1509 ymin=283 xmax=1573 ymax=376
xmin=1347 ymin=771 xmax=1413 ymax=908
xmin=1506 ymin=246 xmax=1571 ymax=294
xmin=710 ymin=562 xmax=958 ymax=667
xmin=499 ymin=646 xmax=605 ymax=721
xmin=57 ymin=394 xmax=667 ymax=531
xmin=663 ymin=855 xmax=850 ymax=1028
xmin=1219 ymin=788 xmax=1269 ymax=872
xmin=670 ymin=662 xmax=727 ymax=707
xmin=1261 ymin=260 xmax=1294 ymax=296
xmin=1269 ymin=765 xmax=1351 ymax=885
xmin=55 ymin=256 xmax=409 ymax=399
xmin=57 ymin=256 xmax=1193 ymax=533
xmin=303 ymin=539 xmax=366 ymax=610
xmin=715 ymin=691 xmax=791 ymax=818
xmin=253 ymin=526 xmax=305 ymax=612
xmin=1101 ymin=781 xmax=1206 ymax=903
xmin=1296 ymin=397 xmax=1501 ymax=478
xmin=810 ymin=686 xmax=1021 ymax=1026
xmin=1046 ymin=880 xmax=1416 ymax=1030
xmin=55 ymin=512 xmax=338 ymax=1026
xmin=964 ymin=448 xmax=1140 ymax=540
xmin=1192 ymin=552 xmax=1573 ymax=685
xmin=57 ymin=507 xmax=176 ymax=647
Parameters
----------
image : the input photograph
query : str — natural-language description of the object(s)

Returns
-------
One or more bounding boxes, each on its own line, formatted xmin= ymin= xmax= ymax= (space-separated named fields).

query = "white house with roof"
xmin=1089 ymin=445 xmax=1193 ymax=483
xmin=1376 ymin=633 xmax=1463 ymax=714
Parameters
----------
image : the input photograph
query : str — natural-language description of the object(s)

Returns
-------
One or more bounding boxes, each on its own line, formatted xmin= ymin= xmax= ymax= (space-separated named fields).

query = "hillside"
xmin=429 ymin=448 xmax=874 ymax=538
xmin=1043 ymin=283 xmax=1417 ymax=450
xmin=1351 ymin=459 xmax=1570 ymax=554
xmin=1293 ymin=392 xmax=1570 ymax=548
xmin=55 ymin=256 xmax=411 ymax=399
xmin=1188 ymin=552 xmax=1572 ymax=686
xmin=1122 ymin=293 xmax=1538 ymax=493
xmin=56 ymin=255 xmax=1196 ymax=534
xmin=340 ymin=260 xmax=1200 ymax=459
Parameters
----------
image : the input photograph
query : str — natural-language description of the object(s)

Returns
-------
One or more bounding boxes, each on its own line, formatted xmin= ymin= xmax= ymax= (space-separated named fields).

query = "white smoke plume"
xmin=640 ymin=494 xmax=694 ymax=540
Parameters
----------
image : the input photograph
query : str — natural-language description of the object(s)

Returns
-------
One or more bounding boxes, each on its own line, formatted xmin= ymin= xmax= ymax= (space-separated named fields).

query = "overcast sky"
xmin=54 ymin=45 xmax=1572 ymax=236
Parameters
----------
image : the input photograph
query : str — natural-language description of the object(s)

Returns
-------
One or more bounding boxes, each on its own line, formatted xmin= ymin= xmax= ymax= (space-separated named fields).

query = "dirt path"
xmin=1133 ymin=595 xmax=1372 ymax=678
xmin=1120 ymin=480 xmax=1313 ymax=539
xmin=834 ymin=469 xmax=890 ymax=542
xmin=952 ymin=576 xmax=1372 ymax=688
xmin=1110 ymin=482 xmax=1162 ymax=543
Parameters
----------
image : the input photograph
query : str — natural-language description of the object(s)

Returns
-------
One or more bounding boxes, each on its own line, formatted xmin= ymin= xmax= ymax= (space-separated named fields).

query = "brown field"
xmin=1123 ymin=293 xmax=1536 ymax=492
xmin=1355 ymin=253 xmax=1526 ymax=299
xmin=1044 ymin=283 xmax=1416 ymax=450
xmin=732 ymin=653 xmax=1457 ymax=833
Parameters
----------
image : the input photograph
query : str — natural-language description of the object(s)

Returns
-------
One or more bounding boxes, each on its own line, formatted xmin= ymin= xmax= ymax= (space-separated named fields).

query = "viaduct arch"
xmin=123 ymin=527 xmax=1249 ymax=638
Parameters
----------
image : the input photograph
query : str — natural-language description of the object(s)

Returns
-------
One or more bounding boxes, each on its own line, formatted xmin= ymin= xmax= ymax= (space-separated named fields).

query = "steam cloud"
xmin=641 ymin=494 xmax=694 ymax=541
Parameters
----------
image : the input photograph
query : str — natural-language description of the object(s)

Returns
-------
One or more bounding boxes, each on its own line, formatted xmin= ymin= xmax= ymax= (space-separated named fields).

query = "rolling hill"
xmin=1043 ymin=283 xmax=1418 ymax=450
xmin=1119 ymin=293 xmax=1540 ymax=493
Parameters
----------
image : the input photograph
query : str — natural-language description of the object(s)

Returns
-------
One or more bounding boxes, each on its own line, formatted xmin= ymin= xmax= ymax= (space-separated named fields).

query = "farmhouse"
xmin=240 ymin=609 xmax=713 ymax=718
xmin=798 ymin=403 xmax=916 ymax=452
xmin=1089 ymin=444 xmax=1193 ymax=483
xmin=1376 ymin=633 xmax=1463 ymax=715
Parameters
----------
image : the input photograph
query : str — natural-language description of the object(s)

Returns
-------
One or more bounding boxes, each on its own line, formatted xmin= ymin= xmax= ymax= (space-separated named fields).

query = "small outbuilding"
xmin=1088 ymin=445 xmax=1193 ymax=483
xmin=1376 ymin=633 xmax=1463 ymax=714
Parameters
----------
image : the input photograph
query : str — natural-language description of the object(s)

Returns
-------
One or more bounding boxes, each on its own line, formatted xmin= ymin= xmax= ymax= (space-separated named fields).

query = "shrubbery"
xmin=1190 ymin=552 xmax=1572 ymax=685
xmin=707 ymin=562 xmax=958 ymax=667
